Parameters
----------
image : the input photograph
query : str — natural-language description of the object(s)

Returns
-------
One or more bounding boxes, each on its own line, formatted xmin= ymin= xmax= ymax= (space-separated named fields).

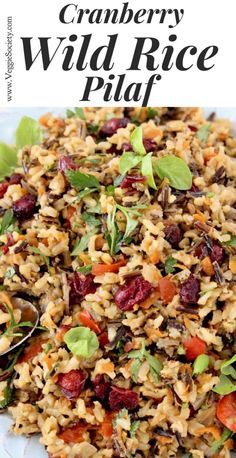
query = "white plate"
xmin=0 ymin=107 xmax=235 ymax=457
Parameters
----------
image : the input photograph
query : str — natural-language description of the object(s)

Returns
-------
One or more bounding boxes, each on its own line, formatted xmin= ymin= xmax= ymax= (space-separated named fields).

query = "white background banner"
xmin=0 ymin=0 xmax=235 ymax=107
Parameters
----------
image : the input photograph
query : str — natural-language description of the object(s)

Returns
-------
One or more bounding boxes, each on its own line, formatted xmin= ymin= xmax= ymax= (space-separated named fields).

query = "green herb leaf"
xmin=164 ymin=256 xmax=177 ymax=274
xmin=130 ymin=359 xmax=141 ymax=383
xmin=192 ymin=354 xmax=209 ymax=375
xmin=87 ymin=123 xmax=99 ymax=134
xmin=28 ymin=246 xmax=50 ymax=270
xmin=66 ymin=108 xmax=85 ymax=120
xmin=0 ymin=380 xmax=13 ymax=409
xmin=147 ymin=108 xmax=157 ymax=119
xmin=116 ymin=204 xmax=139 ymax=240
xmin=221 ymin=354 xmax=236 ymax=380
xmin=15 ymin=116 xmax=42 ymax=149
xmin=0 ymin=209 xmax=15 ymax=235
xmin=64 ymin=326 xmax=99 ymax=358
xmin=75 ymin=188 xmax=98 ymax=201
xmin=81 ymin=212 xmax=101 ymax=227
xmin=71 ymin=234 xmax=89 ymax=255
xmin=177 ymin=345 xmax=186 ymax=355
xmin=0 ymin=143 xmax=18 ymax=181
xmin=114 ymin=175 xmax=125 ymax=187
xmin=106 ymin=185 xmax=115 ymax=196
xmin=130 ymin=420 xmax=140 ymax=438
xmin=106 ymin=207 xmax=122 ymax=255
xmin=213 ymin=374 xmax=236 ymax=395
xmin=154 ymin=155 xmax=192 ymax=191
xmin=196 ymin=124 xmax=210 ymax=142
xmin=44 ymin=343 xmax=52 ymax=354
xmin=128 ymin=339 xmax=162 ymax=382
xmin=145 ymin=354 xmax=162 ymax=382
xmin=224 ymin=235 xmax=236 ymax=247
xmin=130 ymin=126 xmax=146 ymax=156
xmin=76 ymin=265 xmax=92 ymax=275
xmin=119 ymin=152 xmax=142 ymax=175
xmin=66 ymin=170 xmax=100 ymax=190
xmin=141 ymin=153 xmax=156 ymax=190
xmin=211 ymin=428 xmax=233 ymax=453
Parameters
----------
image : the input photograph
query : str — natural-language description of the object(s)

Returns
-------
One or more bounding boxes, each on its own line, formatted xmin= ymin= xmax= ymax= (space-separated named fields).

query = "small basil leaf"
xmin=114 ymin=174 xmax=125 ymax=187
xmin=75 ymin=108 xmax=85 ymax=120
xmin=130 ymin=126 xmax=146 ymax=156
xmin=119 ymin=152 xmax=142 ymax=175
xmin=147 ymin=108 xmax=157 ymax=119
xmin=0 ymin=381 xmax=13 ymax=409
xmin=192 ymin=354 xmax=209 ymax=375
xmin=28 ymin=246 xmax=50 ymax=270
xmin=141 ymin=153 xmax=157 ymax=189
xmin=71 ymin=234 xmax=89 ymax=255
xmin=224 ymin=235 xmax=236 ymax=247
xmin=15 ymin=116 xmax=42 ymax=149
xmin=221 ymin=354 xmax=236 ymax=380
xmin=66 ymin=170 xmax=100 ymax=190
xmin=0 ymin=209 xmax=15 ymax=235
xmin=5 ymin=267 xmax=15 ymax=279
xmin=196 ymin=124 xmax=210 ymax=142
xmin=76 ymin=265 xmax=92 ymax=275
xmin=131 ymin=359 xmax=141 ymax=383
xmin=64 ymin=326 xmax=99 ymax=358
xmin=0 ymin=144 xmax=18 ymax=181
xmin=213 ymin=374 xmax=236 ymax=395
xmin=130 ymin=420 xmax=140 ymax=438
xmin=164 ymin=256 xmax=176 ymax=274
xmin=154 ymin=155 xmax=192 ymax=190
xmin=145 ymin=353 xmax=162 ymax=381
xmin=106 ymin=185 xmax=115 ymax=196
xmin=211 ymin=428 xmax=233 ymax=453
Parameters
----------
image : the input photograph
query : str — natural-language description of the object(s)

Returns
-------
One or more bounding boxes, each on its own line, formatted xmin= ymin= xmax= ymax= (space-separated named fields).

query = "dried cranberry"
xmin=99 ymin=331 xmax=109 ymax=348
xmin=93 ymin=375 xmax=111 ymax=402
xmin=58 ymin=156 xmax=78 ymax=173
xmin=194 ymin=242 xmax=209 ymax=260
xmin=120 ymin=175 xmax=146 ymax=189
xmin=9 ymin=173 xmax=23 ymax=185
xmin=210 ymin=242 xmax=223 ymax=265
xmin=69 ymin=272 xmax=97 ymax=305
xmin=100 ymin=118 xmax=129 ymax=137
xmin=143 ymin=139 xmax=157 ymax=152
xmin=121 ymin=142 xmax=132 ymax=152
xmin=190 ymin=183 xmax=200 ymax=193
xmin=179 ymin=275 xmax=200 ymax=304
xmin=109 ymin=386 xmax=138 ymax=411
xmin=57 ymin=369 xmax=86 ymax=400
xmin=0 ymin=182 xmax=9 ymax=198
xmin=13 ymin=194 xmax=37 ymax=220
xmin=164 ymin=223 xmax=182 ymax=248
xmin=114 ymin=276 xmax=153 ymax=311
xmin=188 ymin=125 xmax=198 ymax=132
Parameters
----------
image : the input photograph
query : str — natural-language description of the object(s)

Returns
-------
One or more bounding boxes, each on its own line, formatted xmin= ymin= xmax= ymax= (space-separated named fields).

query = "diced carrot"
xmin=43 ymin=354 xmax=53 ymax=370
xmin=157 ymin=435 xmax=173 ymax=445
xmin=101 ymin=412 xmax=114 ymax=438
xmin=56 ymin=118 xmax=65 ymax=128
xmin=77 ymin=311 xmax=101 ymax=334
xmin=58 ymin=422 xmax=87 ymax=444
xmin=19 ymin=339 xmax=45 ymax=363
xmin=196 ymin=426 xmax=221 ymax=439
xmin=100 ymin=361 xmax=115 ymax=373
xmin=193 ymin=211 xmax=206 ymax=223
xmin=79 ymin=253 xmax=91 ymax=265
xmin=92 ymin=259 xmax=127 ymax=276
xmin=201 ymin=256 xmax=214 ymax=276
xmin=229 ymin=258 xmax=236 ymax=274
xmin=39 ymin=115 xmax=49 ymax=127
xmin=148 ymin=251 xmax=160 ymax=264
xmin=139 ymin=289 xmax=160 ymax=309
xmin=158 ymin=276 xmax=176 ymax=304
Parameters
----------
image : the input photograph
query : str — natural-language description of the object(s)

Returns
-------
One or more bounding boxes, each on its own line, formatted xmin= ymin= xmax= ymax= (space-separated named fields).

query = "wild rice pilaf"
xmin=0 ymin=107 xmax=236 ymax=458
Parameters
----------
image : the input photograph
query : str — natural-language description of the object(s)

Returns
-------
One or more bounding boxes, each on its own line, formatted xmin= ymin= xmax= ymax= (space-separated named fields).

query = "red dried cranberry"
xmin=210 ymin=242 xmax=223 ymax=265
xmin=120 ymin=175 xmax=146 ymax=189
xmin=114 ymin=276 xmax=153 ymax=311
xmin=99 ymin=331 xmax=109 ymax=348
xmin=93 ymin=375 xmax=111 ymax=402
xmin=57 ymin=369 xmax=86 ymax=400
xmin=109 ymin=386 xmax=138 ymax=411
xmin=188 ymin=125 xmax=198 ymax=132
xmin=190 ymin=183 xmax=200 ymax=192
xmin=164 ymin=223 xmax=182 ymax=248
xmin=9 ymin=173 xmax=23 ymax=185
xmin=143 ymin=139 xmax=157 ymax=152
xmin=58 ymin=156 xmax=78 ymax=173
xmin=0 ymin=182 xmax=9 ymax=198
xmin=194 ymin=242 xmax=209 ymax=260
xmin=100 ymin=118 xmax=129 ymax=137
xmin=69 ymin=272 xmax=97 ymax=305
xmin=13 ymin=194 xmax=37 ymax=220
xmin=179 ymin=275 xmax=200 ymax=304
xmin=121 ymin=142 xmax=132 ymax=152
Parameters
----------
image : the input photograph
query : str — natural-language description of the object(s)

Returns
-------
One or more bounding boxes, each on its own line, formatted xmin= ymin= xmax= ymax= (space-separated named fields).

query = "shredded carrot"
xmin=77 ymin=311 xmax=101 ymax=334
xmin=19 ymin=339 xmax=46 ymax=363
xmin=196 ymin=426 xmax=221 ymax=439
xmin=66 ymin=206 xmax=76 ymax=220
xmin=193 ymin=211 xmax=207 ymax=223
xmin=100 ymin=361 xmax=115 ymax=373
xmin=39 ymin=115 xmax=49 ymax=127
xmin=225 ymin=439 xmax=234 ymax=450
xmin=229 ymin=258 xmax=236 ymax=274
xmin=43 ymin=355 xmax=53 ymax=370
xmin=139 ymin=289 xmax=160 ymax=309
xmin=101 ymin=412 xmax=114 ymax=438
xmin=201 ymin=256 xmax=214 ymax=276
xmin=92 ymin=259 xmax=127 ymax=276
xmin=79 ymin=253 xmax=91 ymax=265
xmin=157 ymin=435 xmax=173 ymax=445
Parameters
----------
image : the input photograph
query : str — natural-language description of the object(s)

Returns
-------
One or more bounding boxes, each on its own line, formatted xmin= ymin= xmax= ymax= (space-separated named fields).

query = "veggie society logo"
xmin=1 ymin=0 xmax=234 ymax=106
